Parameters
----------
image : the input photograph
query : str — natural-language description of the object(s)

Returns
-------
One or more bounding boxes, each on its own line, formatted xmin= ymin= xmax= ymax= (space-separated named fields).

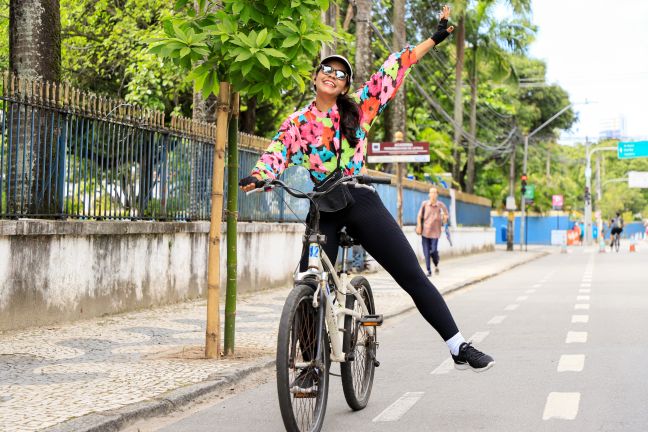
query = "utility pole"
xmin=519 ymin=104 xmax=573 ymax=251
xmin=584 ymin=144 xmax=616 ymax=246
xmin=395 ymin=131 xmax=404 ymax=227
xmin=506 ymin=140 xmax=516 ymax=251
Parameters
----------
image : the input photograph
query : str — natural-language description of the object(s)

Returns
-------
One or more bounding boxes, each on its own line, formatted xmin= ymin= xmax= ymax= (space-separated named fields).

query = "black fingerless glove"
xmin=239 ymin=175 xmax=265 ymax=188
xmin=431 ymin=28 xmax=450 ymax=45
xmin=437 ymin=18 xmax=448 ymax=31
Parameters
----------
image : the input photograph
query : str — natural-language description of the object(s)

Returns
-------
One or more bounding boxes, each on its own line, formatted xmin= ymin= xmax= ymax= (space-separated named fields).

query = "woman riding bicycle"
xmin=240 ymin=5 xmax=493 ymax=372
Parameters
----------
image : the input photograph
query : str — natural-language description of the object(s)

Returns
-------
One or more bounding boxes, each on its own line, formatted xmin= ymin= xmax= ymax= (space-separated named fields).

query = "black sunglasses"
xmin=319 ymin=64 xmax=349 ymax=81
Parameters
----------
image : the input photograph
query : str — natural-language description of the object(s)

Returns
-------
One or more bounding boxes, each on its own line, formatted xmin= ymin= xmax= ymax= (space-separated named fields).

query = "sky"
xmin=527 ymin=0 xmax=648 ymax=143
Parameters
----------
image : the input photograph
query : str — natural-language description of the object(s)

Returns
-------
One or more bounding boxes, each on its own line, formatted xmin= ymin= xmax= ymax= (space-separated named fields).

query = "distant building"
xmin=599 ymin=116 xmax=626 ymax=140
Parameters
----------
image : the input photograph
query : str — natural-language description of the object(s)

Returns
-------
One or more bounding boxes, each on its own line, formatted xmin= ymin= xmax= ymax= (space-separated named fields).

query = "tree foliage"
xmin=150 ymin=0 xmax=334 ymax=101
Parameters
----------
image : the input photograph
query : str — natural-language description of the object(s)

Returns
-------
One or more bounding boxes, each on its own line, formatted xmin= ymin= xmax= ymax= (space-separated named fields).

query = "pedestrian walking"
xmin=416 ymin=187 xmax=449 ymax=276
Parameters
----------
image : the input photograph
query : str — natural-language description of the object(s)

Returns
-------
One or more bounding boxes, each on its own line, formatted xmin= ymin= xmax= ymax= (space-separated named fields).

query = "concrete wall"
xmin=0 ymin=220 xmax=494 ymax=331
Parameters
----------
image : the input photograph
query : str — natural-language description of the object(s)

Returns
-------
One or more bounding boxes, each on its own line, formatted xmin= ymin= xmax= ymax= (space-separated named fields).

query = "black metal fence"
xmin=0 ymin=73 xmax=220 ymax=220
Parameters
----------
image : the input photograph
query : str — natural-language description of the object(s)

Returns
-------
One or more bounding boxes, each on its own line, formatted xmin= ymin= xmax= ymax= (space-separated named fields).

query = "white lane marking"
xmin=373 ymin=392 xmax=424 ymax=422
xmin=558 ymin=354 xmax=585 ymax=372
xmin=579 ymin=289 xmax=591 ymax=293
xmin=525 ymin=289 xmax=536 ymax=294
xmin=516 ymin=296 xmax=529 ymax=301
xmin=542 ymin=392 xmax=581 ymax=420
xmin=469 ymin=331 xmax=490 ymax=343
xmin=505 ymin=304 xmax=519 ymax=311
xmin=580 ymin=283 xmax=591 ymax=287
xmin=574 ymin=304 xmax=590 ymax=310
xmin=566 ymin=331 xmax=588 ymax=343
xmin=488 ymin=315 xmax=507 ymax=325
xmin=533 ymin=284 xmax=542 ymax=288
xmin=572 ymin=315 xmax=589 ymax=323
xmin=430 ymin=359 xmax=454 ymax=375
xmin=577 ymin=295 xmax=590 ymax=301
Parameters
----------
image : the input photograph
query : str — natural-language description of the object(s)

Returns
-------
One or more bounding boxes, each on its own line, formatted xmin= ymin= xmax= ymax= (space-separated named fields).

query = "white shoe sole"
xmin=454 ymin=361 xmax=495 ymax=373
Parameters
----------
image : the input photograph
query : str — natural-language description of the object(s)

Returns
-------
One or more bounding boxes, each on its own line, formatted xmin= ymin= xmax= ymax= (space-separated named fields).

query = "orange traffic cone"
xmin=629 ymin=243 xmax=636 ymax=252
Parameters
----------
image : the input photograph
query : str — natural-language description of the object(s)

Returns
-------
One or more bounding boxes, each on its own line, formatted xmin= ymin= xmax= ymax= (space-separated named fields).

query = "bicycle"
xmin=612 ymin=231 xmax=621 ymax=252
xmin=247 ymin=174 xmax=391 ymax=432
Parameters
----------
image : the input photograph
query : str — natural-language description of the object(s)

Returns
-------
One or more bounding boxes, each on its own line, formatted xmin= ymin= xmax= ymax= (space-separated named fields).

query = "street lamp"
xmin=519 ymin=104 xmax=573 ymax=251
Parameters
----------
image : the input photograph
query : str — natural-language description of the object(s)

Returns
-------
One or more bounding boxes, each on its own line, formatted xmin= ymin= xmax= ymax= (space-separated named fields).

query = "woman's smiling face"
xmin=314 ymin=60 xmax=350 ymax=98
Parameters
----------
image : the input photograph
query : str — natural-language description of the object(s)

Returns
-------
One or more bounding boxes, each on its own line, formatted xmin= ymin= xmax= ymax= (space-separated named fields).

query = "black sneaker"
xmin=290 ymin=368 xmax=318 ymax=398
xmin=434 ymin=267 xmax=440 ymax=275
xmin=452 ymin=342 xmax=495 ymax=372
xmin=427 ymin=271 xmax=432 ymax=277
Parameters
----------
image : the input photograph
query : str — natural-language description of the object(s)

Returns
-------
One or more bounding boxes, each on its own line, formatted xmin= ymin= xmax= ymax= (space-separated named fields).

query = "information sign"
xmin=367 ymin=141 xmax=430 ymax=163
xmin=618 ymin=141 xmax=648 ymax=159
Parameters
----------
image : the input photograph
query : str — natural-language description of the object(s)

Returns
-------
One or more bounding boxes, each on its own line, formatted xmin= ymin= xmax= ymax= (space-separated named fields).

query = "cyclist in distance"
xmin=240 ymin=5 xmax=494 ymax=372
xmin=610 ymin=212 xmax=624 ymax=249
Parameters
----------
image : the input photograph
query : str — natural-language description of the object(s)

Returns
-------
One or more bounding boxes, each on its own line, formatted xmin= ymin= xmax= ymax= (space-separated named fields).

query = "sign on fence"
xmin=552 ymin=194 xmax=564 ymax=210
xmin=367 ymin=141 xmax=430 ymax=163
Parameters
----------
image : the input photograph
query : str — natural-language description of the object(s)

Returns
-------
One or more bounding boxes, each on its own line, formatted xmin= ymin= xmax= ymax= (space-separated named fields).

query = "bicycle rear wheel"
xmin=277 ymin=284 xmax=330 ymax=432
xmin=340 ymin=276 xmax=377 ymax=411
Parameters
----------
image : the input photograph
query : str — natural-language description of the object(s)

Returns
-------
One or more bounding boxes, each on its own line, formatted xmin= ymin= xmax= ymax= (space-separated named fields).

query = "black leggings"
xmin=300 ymin=187 xmax=459 ymax=341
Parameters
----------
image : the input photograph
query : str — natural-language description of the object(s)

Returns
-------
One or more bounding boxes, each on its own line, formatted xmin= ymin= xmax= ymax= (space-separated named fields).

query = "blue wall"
xmin=492 ymin=215 xmax=572 ymax=245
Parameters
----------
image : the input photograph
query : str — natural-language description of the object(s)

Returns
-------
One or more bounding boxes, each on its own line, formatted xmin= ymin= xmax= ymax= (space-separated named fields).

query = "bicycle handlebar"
xmin=245 ymin=174 xmax=392 ymax=198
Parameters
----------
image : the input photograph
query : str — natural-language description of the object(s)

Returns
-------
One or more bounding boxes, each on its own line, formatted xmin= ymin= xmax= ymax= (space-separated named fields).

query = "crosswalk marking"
xmin=516 ymin=296 xmax=529 ymax=301
xmin=577 ymin=295 xmax=590 ymax=301
xmin=504 ymin=304 xmax=519 ymax=311
xmin=487 ymin=315 xmax=507 ymax=325
xmin=571 ymin=315 xmax=589 ymax=323
xmin=566 ymin=331 xmax=588 ymax=343
xmin=574 ymin=304 xmax=590 ymax=310
xmin=580 ymin=283 xmax=591 ymax=287
xmin=557 ymin=354 xmax=585 ymax=372
xmin=525 ymin=289 xmax=536 ymax=294
xmin=578 ymin=289 xmax=591 ymax=293
xmin=373 ymin=392 xmax=424 ymax=422
xmin=542 ymin=392 xmax=581 ymax=420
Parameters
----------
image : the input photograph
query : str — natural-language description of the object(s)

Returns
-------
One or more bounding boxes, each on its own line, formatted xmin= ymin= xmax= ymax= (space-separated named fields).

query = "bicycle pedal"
xmin=359 ymin=314 xmax=383 ymax=327
xmin=291 ymin=388 xmax=317 ymax=398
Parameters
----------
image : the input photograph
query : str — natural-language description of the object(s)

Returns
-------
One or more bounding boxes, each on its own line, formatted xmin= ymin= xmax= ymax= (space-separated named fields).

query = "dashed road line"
xmin=580 ymin=283 xmax=591 ymax=287
xmin=469 ymin=331 xmax=490 ymax=343
xmin=516 ymin=296 xmax=528 ymax=301
xmin=578 ymin=289 xmax=591 ymax=293
xmin=487 ymin=315 xmax=507 ymax=325
xmin=571 ymin=315 xmax=589 ymax=323
xmin=577 ymin=295 xmax=590 ymax=301
xmin=574 ymin=304 xmax=590 ymax=310
xmin=504 ymin=304 xmax=519 ymax=311
xmin=566 ymin=331 xmax=588 ymax=343
xmin=373 ymin=392 xmax=425 ymax=422
xmin=525 ymin=289 xmax=536 ymax=294
xmin=542 ymin=392 xmax=581 ymax=420
xmin=430 ymin=358 xmax=454 ymax=375
xmin=557 ymin=354 xmax=585 ymax=372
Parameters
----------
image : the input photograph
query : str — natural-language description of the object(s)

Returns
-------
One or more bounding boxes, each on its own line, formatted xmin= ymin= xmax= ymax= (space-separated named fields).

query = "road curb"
xmin=43 ymin=359 xmax=275 ymax=432
xmin=47 ymin=251 xmax=549 ymax=432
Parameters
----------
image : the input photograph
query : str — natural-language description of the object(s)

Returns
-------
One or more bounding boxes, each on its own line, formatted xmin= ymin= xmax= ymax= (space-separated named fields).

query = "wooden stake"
xmin=205 ymin=82 xmax=230 ymax=359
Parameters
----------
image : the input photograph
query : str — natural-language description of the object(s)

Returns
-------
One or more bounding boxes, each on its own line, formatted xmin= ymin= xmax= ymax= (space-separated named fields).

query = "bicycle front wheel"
xmin=340 ymin=276 xmax=377 ymax=411
xmin=276 ymin=284 xmax=330 ymax=432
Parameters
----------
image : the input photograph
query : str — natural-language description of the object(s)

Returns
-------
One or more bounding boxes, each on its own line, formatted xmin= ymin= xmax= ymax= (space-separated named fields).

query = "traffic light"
xmin=521 ymin=174 xmax=527 ymax=195
xmin=584 ymin=186 xmax=591 ymax=204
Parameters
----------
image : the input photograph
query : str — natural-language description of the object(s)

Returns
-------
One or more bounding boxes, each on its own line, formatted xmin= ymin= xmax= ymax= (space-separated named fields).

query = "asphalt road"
xmin=137 ymin=246 xmax=648 ymax=431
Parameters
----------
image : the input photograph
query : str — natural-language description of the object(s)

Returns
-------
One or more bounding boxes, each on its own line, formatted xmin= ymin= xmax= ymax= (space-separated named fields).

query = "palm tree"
xmin=462 ymin=0 xmax=534 ymax=192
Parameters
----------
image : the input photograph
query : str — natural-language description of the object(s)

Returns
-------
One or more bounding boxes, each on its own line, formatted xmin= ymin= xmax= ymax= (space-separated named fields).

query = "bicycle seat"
xmin=337 ymin=227 xmax=355 ymax=248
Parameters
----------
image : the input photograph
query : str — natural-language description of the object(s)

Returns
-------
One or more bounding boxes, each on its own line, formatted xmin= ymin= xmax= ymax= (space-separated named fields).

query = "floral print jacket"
xmin=251 ymin=46 xmax=418 ymax=182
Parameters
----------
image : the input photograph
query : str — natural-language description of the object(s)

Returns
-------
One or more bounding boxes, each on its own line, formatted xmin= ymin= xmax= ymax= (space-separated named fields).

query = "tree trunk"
xmin=385 ymin=0 xmax=406 ymax=145
xmin=8 ymin=0 xmax=61 ymax=216
xmin=320 ymin=3 xmax=339 ymax=59
xmin=353 ymin=0 xmax=372 ymax=86
xmin=466 ymin=45 xmax=478 ymax=194
xmin=451 ymin=15 xmax=465 ymax=187
xmin=239 ymin=96 xmax=257 ymax=134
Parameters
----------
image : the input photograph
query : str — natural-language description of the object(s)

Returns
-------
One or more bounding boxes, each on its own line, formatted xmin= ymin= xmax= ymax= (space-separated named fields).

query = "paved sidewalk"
xmin=0 ymin=248 xmax=549 ymax=432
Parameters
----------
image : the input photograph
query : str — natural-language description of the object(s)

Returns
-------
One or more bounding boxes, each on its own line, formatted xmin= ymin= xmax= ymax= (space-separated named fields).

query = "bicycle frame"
xmin=295 ymin=243 xmax=373 ymax=363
